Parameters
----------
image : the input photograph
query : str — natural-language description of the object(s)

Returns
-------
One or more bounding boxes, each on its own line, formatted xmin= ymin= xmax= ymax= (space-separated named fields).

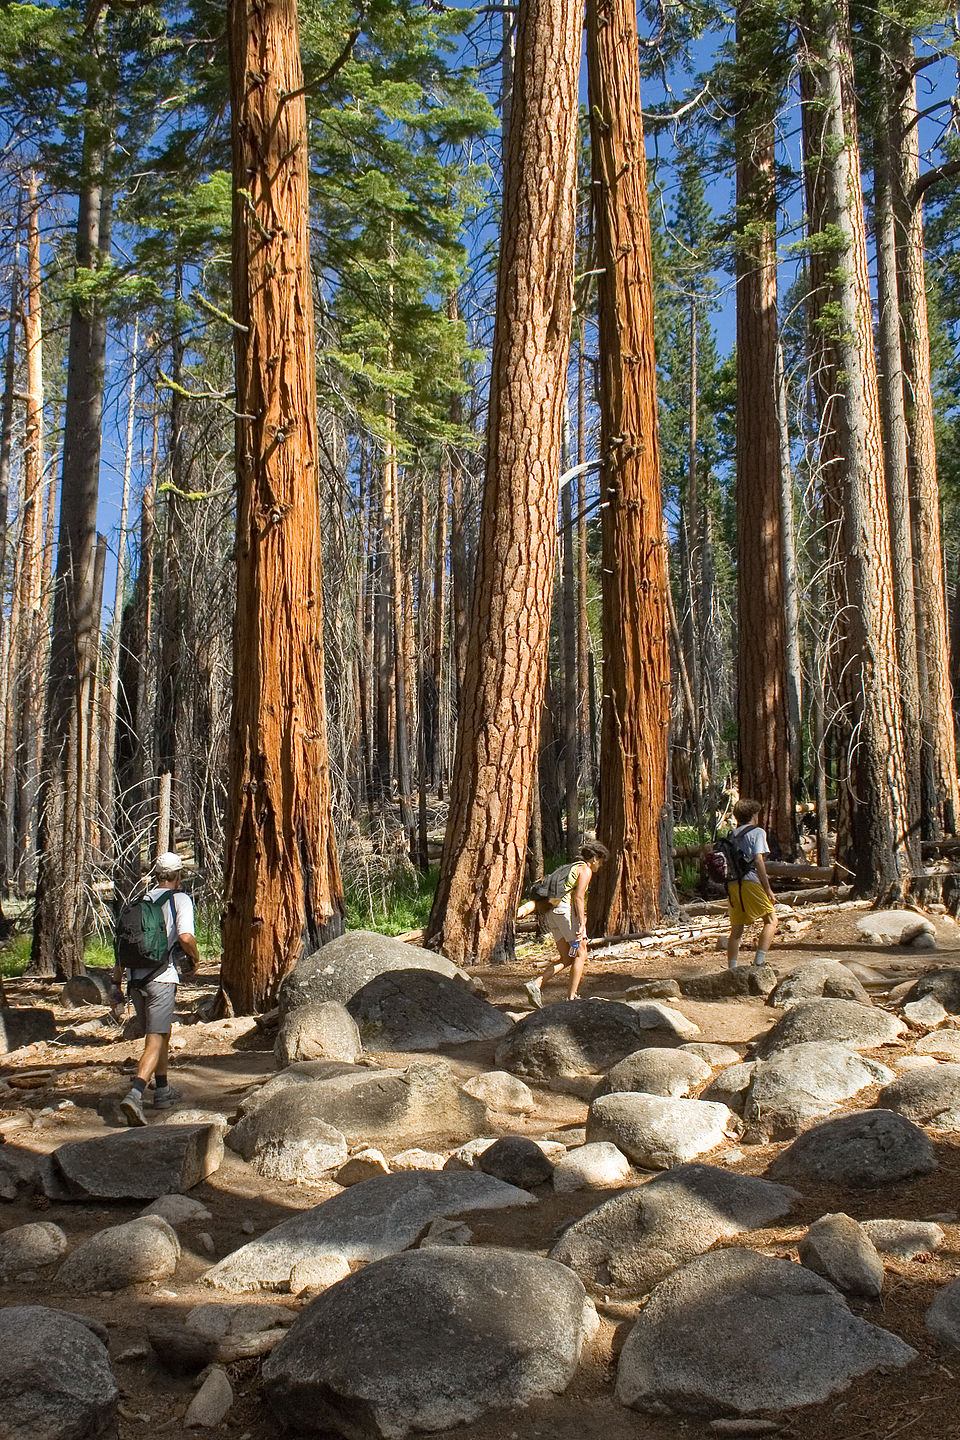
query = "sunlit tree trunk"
xmin=426 ymin=0 xmax=585 ymax=964
xmin=894 ymin=32 xmax=959 ymax=836
xmin=587 ymin=0 xmax=673 ymax=932
xmin=30 ymin=98 xmax=112 ymax=978
xmin=222 ymin=0 xmax=344 ymax=1012
xmin=799 ymin=0 xmax=916 ymax=897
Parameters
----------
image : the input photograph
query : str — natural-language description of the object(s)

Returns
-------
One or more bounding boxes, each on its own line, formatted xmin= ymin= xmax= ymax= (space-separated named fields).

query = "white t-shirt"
xmin=731 ymin=824 xmax=769 ymax=884
xmin=131 ymin=888 xmax=196 ymax=984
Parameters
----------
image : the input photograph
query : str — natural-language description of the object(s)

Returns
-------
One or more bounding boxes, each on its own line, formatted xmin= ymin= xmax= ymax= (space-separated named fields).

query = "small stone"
xmin=798 ymin=1213 xmax=884 ymax=1298
xmin=926 ymin=1277 xmax=960 ymax=1347
xmin=861 ymin=1219 xmax=945 ymax=1260
xmin=461 ymin=1071 xmax=536 ymax=1114
xmin=197 ymin=1232 xmax=216 ymax=1255
xmin=418 ymin=1217 xmax=472 ymax=1247
xmin=553 ymin=1142 xmax=632 ymax=1193
xmin=903 ymin=996 xmax=948 ymax=1027
xmin=336 ymin=1148 xmax=391 ymax=1185
xmin=389 ymin=1148 xmax=446 ymax=1171
xmin=289 ymin=1254 xmax=351 ymax=1296
xmin=185 ymin=1365 xmax=233 ymax=1428
xmin=478 ymin=1137 xmax=554 ymax=1189
xmin=141 ymin=1194 xmax=213 ymax=1229
xmin=444 ymin=1138 xmax=498 ymax=1170
xmin=117 ymin=1344 xmax=150 ymax=1362
xmin=240 ymin=1220 xmax=256 ymax=1235
xmin=680 ymin=1042 xmax=743 ymax=1069
xmin=0 ymin=1221 xmax=67 ymax=1279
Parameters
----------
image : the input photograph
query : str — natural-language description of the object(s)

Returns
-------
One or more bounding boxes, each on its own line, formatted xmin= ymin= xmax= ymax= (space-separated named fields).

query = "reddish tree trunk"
xmin=587 ymin=0 xmax=673 ymax=932
xmin=426 ymin=0 xmax=585 ymax=965
xmin=222 ymin=0 xmax=344 ymax=1012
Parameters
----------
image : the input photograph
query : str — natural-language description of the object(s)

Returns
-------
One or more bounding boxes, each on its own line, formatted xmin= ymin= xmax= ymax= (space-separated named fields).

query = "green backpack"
xmin=114 ymin=892 xmax=177 ymax=982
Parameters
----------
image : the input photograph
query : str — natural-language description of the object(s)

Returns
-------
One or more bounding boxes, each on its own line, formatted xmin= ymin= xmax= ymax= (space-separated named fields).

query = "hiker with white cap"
xmin=112 ymin=852 xmax=199 ymax=1126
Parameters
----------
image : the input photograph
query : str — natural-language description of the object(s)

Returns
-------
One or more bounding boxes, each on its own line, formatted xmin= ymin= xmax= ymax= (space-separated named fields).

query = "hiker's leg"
xmin=137 ymin=1032 xmax=168 ymax=1086
xmin=727 ymin=924 xmax=744 ymax=969
xmin=755 ymin=911 xmax=778 ymax=964
xmin=567 ymin=942 xmax=586 ymax=999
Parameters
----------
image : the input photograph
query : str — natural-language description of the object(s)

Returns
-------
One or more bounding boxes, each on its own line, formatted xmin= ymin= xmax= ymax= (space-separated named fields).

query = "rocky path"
xmin=0 ymin=902 xmax=958 ymax=1440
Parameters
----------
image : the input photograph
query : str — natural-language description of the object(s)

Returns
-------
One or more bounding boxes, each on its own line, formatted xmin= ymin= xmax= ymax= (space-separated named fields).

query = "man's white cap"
xmin=156 ymin=851 xmax=183 ymax=872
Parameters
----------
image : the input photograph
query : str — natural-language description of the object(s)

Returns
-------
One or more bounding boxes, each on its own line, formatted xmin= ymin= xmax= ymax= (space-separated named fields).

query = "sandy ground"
xmin=1 ymin=899 xmax=960 ymax=1440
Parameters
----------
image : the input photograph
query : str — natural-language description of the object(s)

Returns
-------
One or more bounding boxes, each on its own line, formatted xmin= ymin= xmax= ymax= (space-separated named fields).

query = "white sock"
xmin=754 ymin=949 xmax=767 ymax=967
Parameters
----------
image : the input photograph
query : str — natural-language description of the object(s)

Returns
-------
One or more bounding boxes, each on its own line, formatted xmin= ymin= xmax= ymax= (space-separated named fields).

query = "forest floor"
xmin=1 ymin=900 xmax=960 ymax=1440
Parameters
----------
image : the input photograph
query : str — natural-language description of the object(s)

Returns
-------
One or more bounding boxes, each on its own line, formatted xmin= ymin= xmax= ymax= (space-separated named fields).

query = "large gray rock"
xmin=0 ymin=1306 xmax=118 ymax=1440
xmin=57 ymin=1215 xmax=180 ymax=1293
xmin=616 ymin=1249 xmax=915 ymax=1416
xmin=587 ymin=1092 xmax=736 ymax=1170
xmin=347 ymin=969 xmax=512 ymax=1050
xmin=203 ymin=1170 xmax=536 ymax=1293
xmin=279 ymin=931 xmax=470 ymax=1014
xmin=0 ymin=1222 xmax=67 ymax=1279
xmin=798 ymin=1213 xmax=884 ymax=1297
xmin=227 ymin=1090 xmax=348 ymax=1183
xmin=274 ymin=1000 xmax=362 ymax=1068
xmin=903 ymin=968 xmax=960 ymax=1013
xmin=551 ymin=1162 xmax=800 ymax=1298
xmin=0 ymin=1007 xmax=56 ymax=1054
xmin=770 ymin=961 xmax=872 ymax=1008
xmin=622 ymin=1002 xmax=700 ymax=1040
xmin=237 ymin=1059 xmax=486 ymax=1149
xmin=42 ymin=1124 xmax=224 ymax=1201
xmin=598 ymin=1047 xmax=711 ymax=1099
xmin=926 ymin=1277 xmax=960 ymax=1347
xmin=741 ymin=1043 xmax=893 ymax=1139
xmin=770 ymin=1109 xmax=937 ymax=1188
xmin=263 ymin=1247 xmax=597 ymax=1438
xmin=857 ymin=910 xmax=935 ymax=947
xmin=861 ymin=1218 xmax=945 ymax=1260
xmin=878 ymin=1064 xmax=960 ymax=1128
xmin=678 ymin=968 xmax=775 ymax=1000
xmin=494 ymin=1000 xmax=662 ymax=1082
xmin=754 ymin=999 xmax=905 ymax=1059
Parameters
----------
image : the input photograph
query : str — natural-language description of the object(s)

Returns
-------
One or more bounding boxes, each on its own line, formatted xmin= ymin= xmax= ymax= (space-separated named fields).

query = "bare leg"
xmin=727 ymin=925 xmax=745 ymax=970
xmin=137 ymin=1033 xmax=169 ymax=1087
xmin=568 ymin=942 xmax=586 ymax=999
xmin=754 ymin=913 xmax=778 ymax=963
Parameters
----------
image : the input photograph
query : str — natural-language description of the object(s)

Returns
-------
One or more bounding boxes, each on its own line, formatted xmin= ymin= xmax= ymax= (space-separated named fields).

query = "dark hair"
xmin=578 ymin=840 xmax=610 ymax=865
xmin=734 ymin=798 xmax=762 ymax=823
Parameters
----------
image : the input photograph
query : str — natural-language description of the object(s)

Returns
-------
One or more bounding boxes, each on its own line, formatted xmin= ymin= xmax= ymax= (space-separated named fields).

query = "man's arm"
xmin=177 ymin=931 xmax=200 ymax=967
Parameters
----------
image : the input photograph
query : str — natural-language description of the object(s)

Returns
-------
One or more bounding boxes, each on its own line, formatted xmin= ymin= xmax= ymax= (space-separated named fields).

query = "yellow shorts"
xmin=728 ymin=880 xmax=776 ymax=927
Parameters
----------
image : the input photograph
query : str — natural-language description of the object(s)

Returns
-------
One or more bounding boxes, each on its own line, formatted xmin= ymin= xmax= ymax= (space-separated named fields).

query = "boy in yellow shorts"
xmin=725 ymin=798 xmax=778 ymax=969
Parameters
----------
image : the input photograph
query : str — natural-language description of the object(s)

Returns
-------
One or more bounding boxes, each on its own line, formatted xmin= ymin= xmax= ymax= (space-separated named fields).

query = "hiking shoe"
xmin=524 ymin=980 xmax=544 ymax=1010
xmin=152 ymin=1084 xmax=182 ymax=1110
xmin=119 ymin=1088 xmax=147 ymax=1126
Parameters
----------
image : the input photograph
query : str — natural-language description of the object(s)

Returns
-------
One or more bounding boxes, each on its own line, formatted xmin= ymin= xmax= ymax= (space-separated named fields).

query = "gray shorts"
xmin=129 ymin=979 xmax=177 ymax=1036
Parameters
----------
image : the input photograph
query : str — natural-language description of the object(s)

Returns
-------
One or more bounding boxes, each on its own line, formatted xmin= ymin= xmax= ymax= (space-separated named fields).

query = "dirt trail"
xmin=1 ymin=900 xmax=958 ymax=1440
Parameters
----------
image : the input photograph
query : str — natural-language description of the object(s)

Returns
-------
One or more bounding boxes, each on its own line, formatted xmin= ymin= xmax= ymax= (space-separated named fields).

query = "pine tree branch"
xmin=911 ymin=156 xmax=960 ymax=207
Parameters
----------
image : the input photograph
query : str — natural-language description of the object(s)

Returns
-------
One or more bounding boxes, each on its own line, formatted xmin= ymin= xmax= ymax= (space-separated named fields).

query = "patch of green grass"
xmin=0 ymin=934 xmax=31 ymax=976
xmin=674 ymin=824 xmax=708 ymax=848
xmin=676 ymin=860 xmax=701 ymax=894
xmin=345 ymin=865 xmax=439 ymax=936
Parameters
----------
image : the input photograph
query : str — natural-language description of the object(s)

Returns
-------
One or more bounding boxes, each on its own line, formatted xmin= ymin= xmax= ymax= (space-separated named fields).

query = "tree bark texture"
xmin=734 ymin=1 xmax=794 ymax=855
xmin=223 ymin=0 xmax=344 ymax=1012
xmin=799 ymin=0 xmax=916 ymax=896
xmin=425 ymin=0 xmax=585 ymax=965
xmin=31 ymin=103 xmax=111 ymax=978
xmin=894 ymin=33 xmax=959 ymax=835
xmin=587 ymin=0 xmax=673 ymax=933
